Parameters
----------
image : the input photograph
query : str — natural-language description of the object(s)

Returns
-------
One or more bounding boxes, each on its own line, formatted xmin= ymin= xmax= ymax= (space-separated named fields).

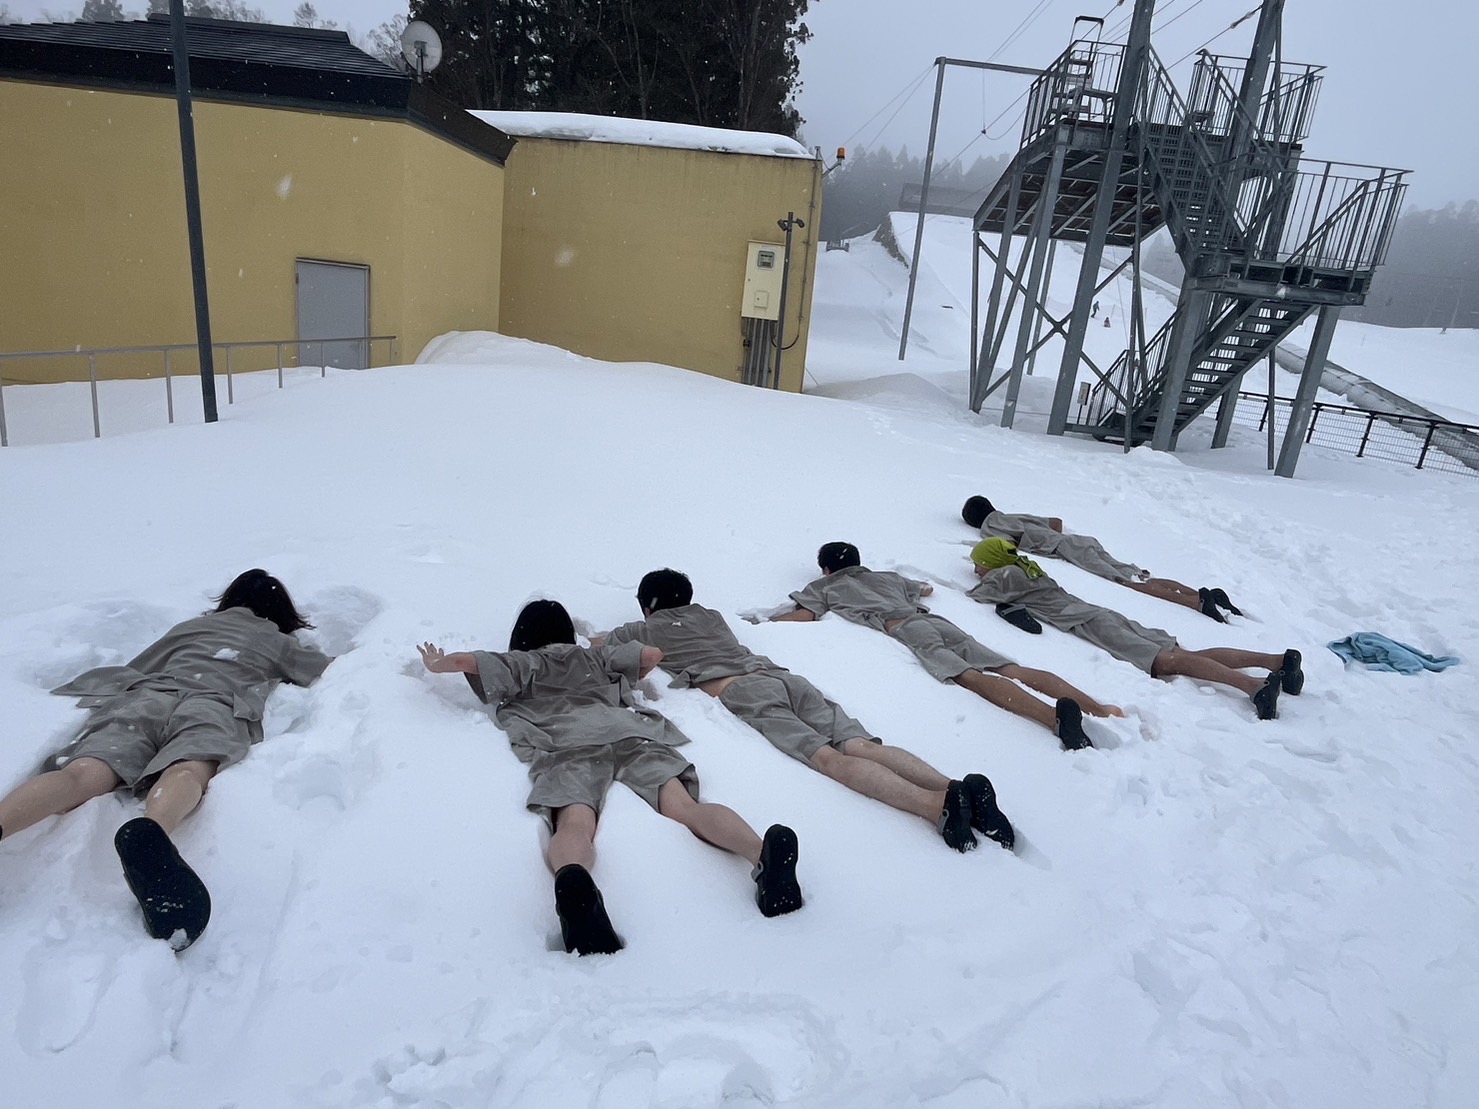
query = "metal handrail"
xmin=0 ymin=334 xmax=397 ymax=447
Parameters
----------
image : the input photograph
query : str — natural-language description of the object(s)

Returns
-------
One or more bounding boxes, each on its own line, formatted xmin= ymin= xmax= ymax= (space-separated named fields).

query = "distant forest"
xmin=824 ymin=151 xmax=1479 ymax=331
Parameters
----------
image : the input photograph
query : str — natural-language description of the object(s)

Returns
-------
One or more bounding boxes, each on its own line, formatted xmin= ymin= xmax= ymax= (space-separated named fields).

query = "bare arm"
xmin=417 ymin=643 xmax=479 ymax=675
xmin=770 ymin=607 xmax=818 ymax=623
xmin=1049 ymin=517 xmax=1064 ymax=532
xmin=918 ymin=583 xmax=934 ymax=597
xmin=638 ymin=646 xmax=664 ymax=677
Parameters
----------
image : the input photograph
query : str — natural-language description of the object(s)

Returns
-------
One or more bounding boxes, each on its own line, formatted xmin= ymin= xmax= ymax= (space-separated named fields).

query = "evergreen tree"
xmin=407 ymin=0 xmax=812 ymax=135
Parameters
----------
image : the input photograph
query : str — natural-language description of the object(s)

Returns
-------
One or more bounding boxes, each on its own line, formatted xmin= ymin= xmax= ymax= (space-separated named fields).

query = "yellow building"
xmin=0 ymin=15 xmax=511 ymax=384
xmin=0 ymin=17 xmax=821 ymax=395
xmin=480 ymin=112 xmax=822 ymax=392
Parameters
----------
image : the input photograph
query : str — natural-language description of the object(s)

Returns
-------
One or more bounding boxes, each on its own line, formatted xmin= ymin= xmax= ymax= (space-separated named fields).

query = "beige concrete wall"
xmin=0 ymin=79 xmax=502 ymax=383
xmin=499 ymin=137 xmax=821 ymax=392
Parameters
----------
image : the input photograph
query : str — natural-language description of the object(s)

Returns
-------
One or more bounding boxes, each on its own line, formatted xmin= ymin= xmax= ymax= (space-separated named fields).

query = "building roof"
xmin=472 ymin=110 xmax=814 ymax=161
xmin=0 ymin=15 xmax=514 ymax=165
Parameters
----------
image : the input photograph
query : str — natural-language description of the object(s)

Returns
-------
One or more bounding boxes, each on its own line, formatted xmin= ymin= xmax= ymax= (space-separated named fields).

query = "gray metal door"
xmin=295 ymin=260 xmax=370 ymax=369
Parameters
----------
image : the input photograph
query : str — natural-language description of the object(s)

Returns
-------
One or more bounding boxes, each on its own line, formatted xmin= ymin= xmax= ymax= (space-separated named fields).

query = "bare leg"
xmin=142 ymin=760 xmax=218 ymax=836
xmin=812 ymin=744 xmax=945 ymax=821
xmin=548 ymin=804 xmax=598 ymax=873
xmin=839 ymin=738 xmax=950 ymax=791
xmin=657 ymin=778 xmax=763 ymax=866
xmin=0 ymin=757 xmax=121 ymax=840
xmin=1197 ymin=648 xmax=1284 ymax=671
xmin=992 ymin=664 xmax=1126 ymax=719
xmin=1152 ymin=647 xmax=1268 ymax=695
xmin=1125 ymin=577 xmax=1201 ymax=610
xmin=955 ymin=668 xmax=1058 ymax=730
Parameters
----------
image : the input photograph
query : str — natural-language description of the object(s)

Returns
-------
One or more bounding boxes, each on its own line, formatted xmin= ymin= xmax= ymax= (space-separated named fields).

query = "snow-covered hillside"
xmin=2 ymin=220 xmax=1477 ymax=1109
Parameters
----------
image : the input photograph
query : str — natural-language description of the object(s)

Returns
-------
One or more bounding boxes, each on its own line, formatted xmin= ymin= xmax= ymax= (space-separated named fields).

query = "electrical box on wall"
xmin=741 ymin=241 xmax=785 ymax=320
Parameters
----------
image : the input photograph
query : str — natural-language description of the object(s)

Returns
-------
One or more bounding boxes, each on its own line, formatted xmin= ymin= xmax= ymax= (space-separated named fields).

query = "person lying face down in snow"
xmin=961 ymin=495 xmax=1242 ymax=623
xmin=595 ymin=568 xmax=1014 ymax=852
xmin=417 ymin=598 xmax=803 ymax=958
xmin=966 ymin=539 xmax=1302 ymax=720
xmin=772 ymin=542 xmax=1122 ymax=751
xmin=0 ymin=569 xmax=333 ymax=950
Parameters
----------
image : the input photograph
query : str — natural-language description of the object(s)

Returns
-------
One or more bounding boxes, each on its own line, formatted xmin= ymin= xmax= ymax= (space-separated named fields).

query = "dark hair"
xmin=509 ymin=600 xmax=576 ymax=652
xmin=214 ymin=569 xmax=313 ymax=634
xmin=961 ymin=496 xmax=995 ymax=528
xmin=638 ymin=568 xmax=693 ymax=614
xmin=817 ymin=542 xmax=861 ymax=573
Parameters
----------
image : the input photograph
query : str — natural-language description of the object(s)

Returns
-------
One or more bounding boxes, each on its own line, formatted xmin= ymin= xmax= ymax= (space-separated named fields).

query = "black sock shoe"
xmin=1281 ymin=649 xmax=1304 ymax=695
xmin=962 ymin=773 xmax=1016 ymax=851
xmin=995 ymin=603 xmax=1042 ymax=634
xmin=1251 ymin=671 xmax=1282 ymax=720
xmin=1209 ymin=588 xmax=1243 ymax=617
xmin=753 ymin=824 xmax=804 ymax=917
xmin=554 ymin=863 xmax=623 ymax=955
xmin=1054 ymin=698 xmax=1092 ymax=751
xmin=1198 ymin=588 xmax=1228 ymax=623
xmin=937 ymin=781 xmax=979 ymax=852
xmin=114 ymin=817 xmax=212 ymax=951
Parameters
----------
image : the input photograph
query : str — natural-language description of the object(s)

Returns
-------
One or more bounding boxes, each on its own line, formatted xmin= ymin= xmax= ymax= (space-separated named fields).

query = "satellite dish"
xmin=400 ymin=20 xmax=443 ymax=81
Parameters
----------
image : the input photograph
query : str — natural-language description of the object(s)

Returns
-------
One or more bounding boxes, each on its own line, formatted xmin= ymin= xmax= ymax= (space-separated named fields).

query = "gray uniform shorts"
xmin=526 ymin=736 xmax=698 ymax=830
xmin=889 ymin=613 xmax=1013 ymax=681
xmin=718 ymin=669 xmax=878 ymax=764
xmin=1072 ymin=611 xmax=1177 ymax=674
xmin=53 ymin=688 xmax=249 ymax=792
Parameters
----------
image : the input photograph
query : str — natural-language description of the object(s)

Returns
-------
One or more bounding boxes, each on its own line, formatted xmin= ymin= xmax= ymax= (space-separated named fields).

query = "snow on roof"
xmin=468 ymin=110 xmax=814 ymax=160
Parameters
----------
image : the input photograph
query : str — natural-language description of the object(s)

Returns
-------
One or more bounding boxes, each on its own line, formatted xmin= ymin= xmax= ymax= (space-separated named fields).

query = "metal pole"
xmin=168 ymin=0 xmax=218 ymax=424
xmin=165 ymin=349 xmax=175 ymax=423
xmin=773 ymin=212 xmax=805 ymax=390
xmin=88 ymin=353 xmax=101 ymax=439
xmin=899 ymin=59 xmax=946 ymax=360
xmin=1266 ymin=351 xmax=1277 ymax=469
xmin=0 ymin=365 xmax=8 ymax=447
xmin=276 ymin=341 xmax=283 ymax=387
xmin=1275 ymin=304 xmax=1339 ymax=477
xmin=226 ymin=345 xmax=234 ymax=404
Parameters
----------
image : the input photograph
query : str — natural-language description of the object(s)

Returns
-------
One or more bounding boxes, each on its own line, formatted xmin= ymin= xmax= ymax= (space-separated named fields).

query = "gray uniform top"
xmin=981 ymin=511 xmax=1144 ymax=583
xmin=467 ymin=641 xmax=686 ymax=763
xmin=605 ymin=604 xmax=779 ymax=687
xmin=789 ymin=566 xmax=928 ymax=631
xmin=968 ymin=565 xmax=1130 ymax=632
xmin=51 ymin=606 xmax=332 ymax=734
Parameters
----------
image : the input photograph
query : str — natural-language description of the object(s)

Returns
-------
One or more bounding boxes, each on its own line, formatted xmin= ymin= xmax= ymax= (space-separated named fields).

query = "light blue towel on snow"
xmin=1327 ymin=633 xmax=1460 ymax=675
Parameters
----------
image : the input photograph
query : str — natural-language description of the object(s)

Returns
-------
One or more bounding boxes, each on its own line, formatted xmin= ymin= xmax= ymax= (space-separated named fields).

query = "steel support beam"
xmin=1151 ymin=282 xmax=1209 ymax=451
xmin=1003 ymin=142 xmax=1068 ymax=428
xmin=1047 ymin=0 xmax=1158 ymax=435
xmin=971 ymin=166 xmax=1023 ymax=410
xmin=1275 ymin=304 xmax=1340 ymax=477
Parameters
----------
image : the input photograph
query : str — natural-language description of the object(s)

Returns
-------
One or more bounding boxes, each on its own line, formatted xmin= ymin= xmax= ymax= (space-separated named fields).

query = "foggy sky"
xmin=5 ymin=0 xmax=1475 ymax=206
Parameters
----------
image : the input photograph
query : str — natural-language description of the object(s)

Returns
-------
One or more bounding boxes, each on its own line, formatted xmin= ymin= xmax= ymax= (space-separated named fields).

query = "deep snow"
xmin=2 ymin=216 xmax=1477 ymax=1109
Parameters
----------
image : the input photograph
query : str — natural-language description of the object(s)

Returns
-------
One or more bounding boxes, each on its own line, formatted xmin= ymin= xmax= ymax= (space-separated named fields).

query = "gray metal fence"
xmin=1229 ymin=391 xmax=1479 ymax=477
xmin=0 ymin=335 xmax=396 ymax=447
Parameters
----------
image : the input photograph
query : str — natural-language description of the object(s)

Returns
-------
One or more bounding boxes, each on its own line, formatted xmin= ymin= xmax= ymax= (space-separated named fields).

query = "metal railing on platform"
xmin=0 ymin=335 xmax=397 ymax=447
xmin=1229 ymin=391 xmax=1479 ymax=477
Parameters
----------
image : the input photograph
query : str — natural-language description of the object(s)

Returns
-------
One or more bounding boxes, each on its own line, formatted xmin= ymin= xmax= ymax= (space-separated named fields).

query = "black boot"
xmin=1055 ymin=698 xmax=1092 ymax=751
xmin=1281 ymin=649 xmax=1304 ymax=695
xmin=1251 ymin=672 xmax=1282 ymax=721
xmin=962 ymin=773 xmax=1016 ymax=851
xmin=753 ymin=824 xmax=804 ymax=917
xmin=114 ymin=817 xmax=212 ymax=951
xmin=937 ymin=781 xmax=979 ymax=852
xmin=1198 ymin=588 xmax=1228 ymax=623
xmin=554 ymin=863 xmax=623 ymax=955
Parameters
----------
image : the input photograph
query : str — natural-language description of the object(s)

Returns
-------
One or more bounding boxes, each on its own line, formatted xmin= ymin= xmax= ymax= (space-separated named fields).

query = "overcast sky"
xmin=6 ymin=0 xmax=1475 ymax=206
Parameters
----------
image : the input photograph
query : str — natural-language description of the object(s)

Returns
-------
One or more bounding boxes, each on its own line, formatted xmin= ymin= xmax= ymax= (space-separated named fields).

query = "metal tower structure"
xmin=968 ymin=0 xmax=1408 ymax=476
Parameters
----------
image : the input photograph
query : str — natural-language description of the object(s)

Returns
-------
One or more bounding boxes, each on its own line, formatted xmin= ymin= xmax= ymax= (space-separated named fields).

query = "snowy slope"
xmin=2 ymin=231 xmax=1478 ymax=1109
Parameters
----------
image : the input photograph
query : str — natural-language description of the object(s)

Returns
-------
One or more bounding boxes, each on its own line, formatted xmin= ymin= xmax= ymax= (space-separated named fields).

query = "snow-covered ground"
xmin=2 ymin=217 xmax=1478 ymax=1109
